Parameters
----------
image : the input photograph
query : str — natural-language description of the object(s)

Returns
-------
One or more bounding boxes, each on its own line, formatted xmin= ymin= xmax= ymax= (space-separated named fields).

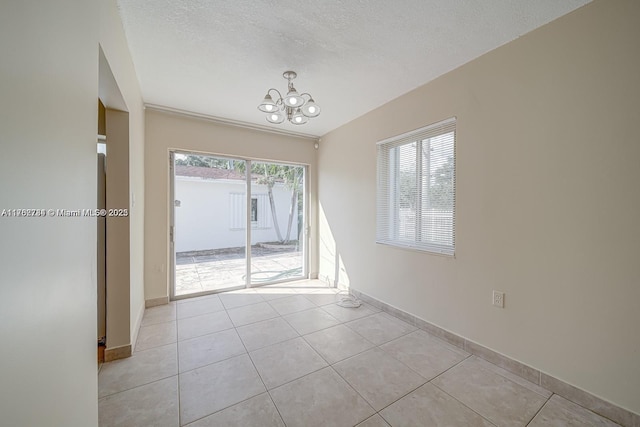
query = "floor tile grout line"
xmin=260 ymin=362 xmax=330 ymax=394
xmin=370 ymin=376 xmax=430 ymax=418
xmin=524 ymin=393 xmax=553 ymax=427
xmin=229 ymin=313 xmax=281 ymax=329
xmin=265 ymin=390 xmax=288 ymax=427
xmin=236 ymin=319 xmax=269 ymax=392
xmin=274 ymin=294 xmax=335 ymax=316
xmin=176 ymin=347 xmax=247 ymax=376
xmin=429 ymin=355 xmax=551 ymax=426
xmin=175 ymin=308 xmax=273 ymax=426
xmin=141 ymin=318 xmax=177 ymax=327
xmin=468 ymin=355 xmax=552 ymax=399
xmin=140 ymin=304 xmax=178 ymax=327
xmin=280 ymin=308 xmax=341 ymax=336
xmin=532 ymin=393 xmax=624 ymax=427
xmin=222 ymin=299 xmax=266 ymax=312
xmin=317 ymin=304 xmax=380 ymax=325
xmin=373 ymin=340 xmax=458 ymax=383
xmin=265 ymin=295 xmax=324 ymax=317
xmin=429 ymin=353 xmax=473 ymax=384
xmin=376 ymin=310 xmax=473 ymax=359
xmin=299 ymin=328 xmax=375 ymax=366
xmin=376 ymin=411 xmax=393 ymax=427
xmin=137 ymin=318 xmax=178 ymax=331
xmin=379 ymin=328 xmax=470 ymax=362
xmin=98 ymin=372 xmax=179 ymax=400
xmin=326 ymin=363 xmax=379 ymax=420
xmin=249 ymin=316 xmax=375 ymax=412
xmin=339 ymin=313 xmax=402 ymax=346
xmin=177 ymin=322 xmax=242 ymax=344
xmin=135 ymin=341 xmax=178 ymax=353
xmin=245 ymin=332 xmax=304 ymax=356
xmin=176 ymin=338 xmax=183 ymax=427
xmin=344 ymin=319 xmax=420 ymax=348
xmin=177 ymin=324 xmax=236 ymax=343
xmin=327 ymin=342 xmax=437 ymax=420
xmin=428 ymin=380 xmax=499 ymax=427
xmin=234 ymin=317 xmax=288 ymax=426
xmin=177 ymin=308 xmax=227 ymax=322
xmin=237 ymin=322 xmax=301 ymax=353
xmin=182 ymin=392 xmax=273 ymax=426
xmin=134 ymin=318 xmax=178 ymax=352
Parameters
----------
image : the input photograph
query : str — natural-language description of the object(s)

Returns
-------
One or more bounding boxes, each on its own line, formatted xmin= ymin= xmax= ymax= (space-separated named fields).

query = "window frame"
xmin=376 ymin=117 xmax=456 ymax=256
xmin=250 ymin=197 xmax=258 ymax=223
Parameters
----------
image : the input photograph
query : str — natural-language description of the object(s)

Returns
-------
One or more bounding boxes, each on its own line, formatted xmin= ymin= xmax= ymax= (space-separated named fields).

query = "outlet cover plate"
xmin=493 ymin=291 xmax=505 ymax=308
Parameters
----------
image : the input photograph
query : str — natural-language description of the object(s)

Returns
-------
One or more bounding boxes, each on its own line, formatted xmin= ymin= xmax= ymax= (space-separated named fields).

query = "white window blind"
xmin=376 ymin=118 xmax=456 ymax=255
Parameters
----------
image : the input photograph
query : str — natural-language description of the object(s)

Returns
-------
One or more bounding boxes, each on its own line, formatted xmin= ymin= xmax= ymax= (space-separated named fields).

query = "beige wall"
xmin=99 ymin=0 xmax=146 ymax=350
xmin=105 ymin=108 xmax=131 ymax=350
xmin=144 ymin=109 xmax=318 ymax=301
xmin=318 ymin=0 xmax=640 ymax=414
xmin=0 ymin=1 xmax=100 ymax=425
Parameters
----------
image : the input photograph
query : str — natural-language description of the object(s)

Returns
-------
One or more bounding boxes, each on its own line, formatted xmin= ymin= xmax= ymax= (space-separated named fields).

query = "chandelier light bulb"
xmin=291 ymin=108 xmax=308 ymax=125
xmin=266 ymin=110 xmax=285 ymax=124
xmin=301 ymin=99 xmax=321 ymax=118
xmin=284 ymin=88 xmax=304 ymax=108
xmin=258 ymin=93 xmax=277 ymax=113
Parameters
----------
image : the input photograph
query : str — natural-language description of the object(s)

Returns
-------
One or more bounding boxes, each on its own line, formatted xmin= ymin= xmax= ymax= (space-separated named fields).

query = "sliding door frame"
xmin=169 ymin=150 xmax=309 ymax=300
xmin=169 ymin=151 xmax=176 ymax=301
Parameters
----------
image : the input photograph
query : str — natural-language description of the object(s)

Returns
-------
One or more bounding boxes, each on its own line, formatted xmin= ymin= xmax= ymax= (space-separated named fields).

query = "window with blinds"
xmin=376 ymin=118 xmax=456 ymax=255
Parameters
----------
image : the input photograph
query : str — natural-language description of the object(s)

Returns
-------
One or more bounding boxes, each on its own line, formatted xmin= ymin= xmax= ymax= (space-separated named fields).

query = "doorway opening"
xmin=170 ymin=152 xmax=308 ymax=299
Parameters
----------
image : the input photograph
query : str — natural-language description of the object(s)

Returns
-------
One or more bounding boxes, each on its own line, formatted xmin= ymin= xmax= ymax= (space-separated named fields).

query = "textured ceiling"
xmin=117 ymin=0 xmax=590 ymax=138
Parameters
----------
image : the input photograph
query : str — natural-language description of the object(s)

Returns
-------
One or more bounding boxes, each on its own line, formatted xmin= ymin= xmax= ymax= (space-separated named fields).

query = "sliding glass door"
xmin=170 ymin=152 xmax=307 ymax=299
xmin=249 ymin=161 xmax=305 ymax=286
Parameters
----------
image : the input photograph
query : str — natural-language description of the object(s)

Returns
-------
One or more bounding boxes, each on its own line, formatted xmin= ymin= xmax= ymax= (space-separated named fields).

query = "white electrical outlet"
xmin=493 ymin=291 xmax=505 ymax=308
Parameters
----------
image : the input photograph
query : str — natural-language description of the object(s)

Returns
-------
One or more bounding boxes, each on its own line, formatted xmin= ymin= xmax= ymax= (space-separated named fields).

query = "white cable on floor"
xmin=335 ymin=290 xmax=362 ymax=308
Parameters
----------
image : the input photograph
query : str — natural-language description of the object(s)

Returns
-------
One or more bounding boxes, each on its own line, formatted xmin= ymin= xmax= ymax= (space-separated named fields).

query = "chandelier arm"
xmin=267 ymin=88 xmax=283 ymax=102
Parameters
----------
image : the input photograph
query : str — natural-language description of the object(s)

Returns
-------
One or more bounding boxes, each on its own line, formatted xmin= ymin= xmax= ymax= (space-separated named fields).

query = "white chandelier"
xmin=258 ymin=71 xmax=321 ymax=125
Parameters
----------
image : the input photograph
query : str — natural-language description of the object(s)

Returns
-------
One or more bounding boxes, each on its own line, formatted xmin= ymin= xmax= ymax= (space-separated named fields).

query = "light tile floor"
xmin=98 ymin=280 xmax=621 ymax=427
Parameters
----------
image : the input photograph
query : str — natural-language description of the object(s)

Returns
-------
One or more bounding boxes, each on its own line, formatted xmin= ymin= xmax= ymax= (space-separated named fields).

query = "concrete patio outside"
xmin=175 ymin=245 xmax=304 ymax=296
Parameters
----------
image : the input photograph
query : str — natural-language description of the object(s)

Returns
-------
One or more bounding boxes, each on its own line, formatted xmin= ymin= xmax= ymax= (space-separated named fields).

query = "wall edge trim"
xmin=145 ymin=296 xmax=170 ymax=308
xmin=146 ymin=104 xmax=320 ymax=141
xmin=104 ymin=344 xmax=132 ymax=362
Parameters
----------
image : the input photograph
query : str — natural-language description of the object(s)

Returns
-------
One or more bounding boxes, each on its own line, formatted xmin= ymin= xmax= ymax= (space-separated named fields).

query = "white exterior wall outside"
xmin=175 ymin=177 xmax=298 ymax=252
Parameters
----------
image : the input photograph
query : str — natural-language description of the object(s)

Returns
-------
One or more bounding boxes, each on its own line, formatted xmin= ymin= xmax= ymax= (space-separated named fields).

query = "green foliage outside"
xmin=430 ymin=156 xmax=454 ymax=209
xmin=397 ymin=156 xmax=454 ymax=210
